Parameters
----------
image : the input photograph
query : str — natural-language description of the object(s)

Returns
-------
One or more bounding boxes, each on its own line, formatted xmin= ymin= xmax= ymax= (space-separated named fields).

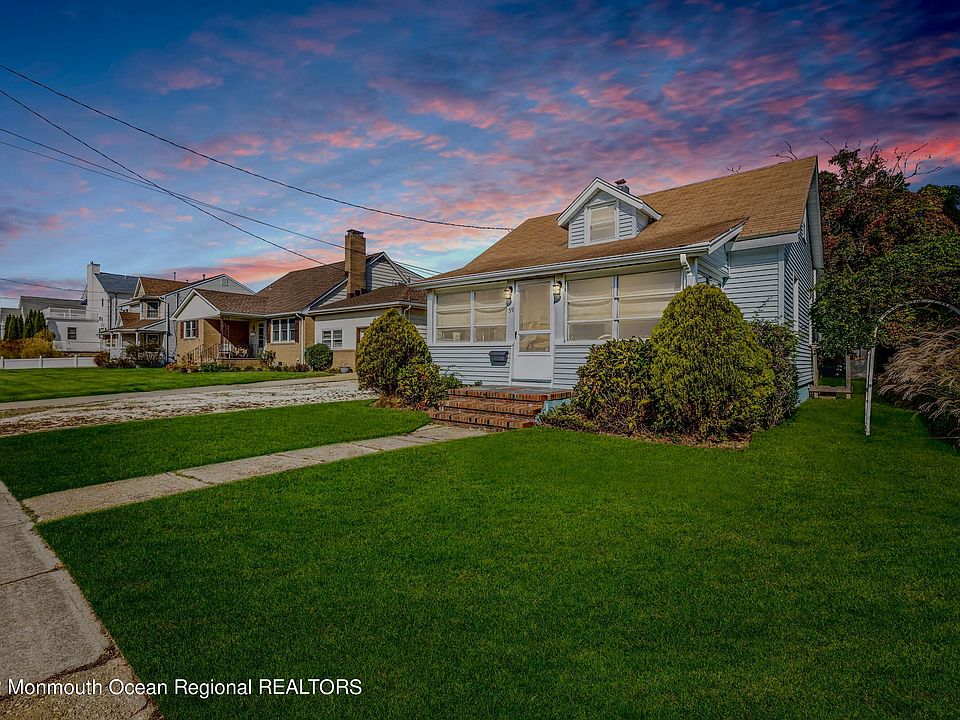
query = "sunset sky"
xmin=1 ymin=0 xmax=958 ymax=303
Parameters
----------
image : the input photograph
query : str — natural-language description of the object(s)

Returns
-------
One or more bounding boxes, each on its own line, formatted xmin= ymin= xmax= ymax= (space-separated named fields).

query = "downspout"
xmin=679 ymin=253 xmax=692 ymax=288
xmin=297 ymin=312 xmax=305 ymax=364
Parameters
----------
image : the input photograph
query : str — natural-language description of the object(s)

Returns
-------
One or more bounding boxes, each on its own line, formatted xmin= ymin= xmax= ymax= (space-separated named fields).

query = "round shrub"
xmin=397 ymin=362 xmax=462 ymax=409
xmin=649 ymin=284 xmax=775 ymax=439
xmin=304 ymin=342 xmax=333 ymax=371
xmin=569 ymin=338 xmax=654 ymax=435
xmin=94 ymin=350 xmax=110 ymax=367
xmin=356 ymin=309 xmax=431 ymax=396
xmin=750 ymin=320 xmax=799 ymax=427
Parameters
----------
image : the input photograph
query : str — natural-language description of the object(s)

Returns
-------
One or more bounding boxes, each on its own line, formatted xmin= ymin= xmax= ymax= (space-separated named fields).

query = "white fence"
xmin=0 ymin=356 xmax=97 ymax=370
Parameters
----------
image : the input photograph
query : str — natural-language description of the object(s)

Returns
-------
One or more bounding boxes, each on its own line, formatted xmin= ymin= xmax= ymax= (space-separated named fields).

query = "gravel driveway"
xmin=0 ymin=380 xmax=376 ymax=437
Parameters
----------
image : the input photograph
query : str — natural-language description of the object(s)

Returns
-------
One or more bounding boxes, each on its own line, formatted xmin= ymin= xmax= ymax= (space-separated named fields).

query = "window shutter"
xmin=179 ymin=322 xmax=183 ymax=339
xmin=293 ymin=319 xmax=299 ymax=342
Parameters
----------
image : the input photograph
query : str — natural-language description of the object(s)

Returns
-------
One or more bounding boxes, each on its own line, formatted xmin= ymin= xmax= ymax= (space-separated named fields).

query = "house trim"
xmin=557 ymin=178 xmax=663 ymax=227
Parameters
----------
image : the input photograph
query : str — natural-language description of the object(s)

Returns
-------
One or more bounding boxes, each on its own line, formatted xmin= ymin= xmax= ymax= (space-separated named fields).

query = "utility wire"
xmin=0 ymin=277 xmax=84 ymax=293
xmin=0 ymin=64 xmax=514 ymax=231
xmin=0 ymin=89 xmax=402 ymax=279
xmin=0 ymin=129 xmax=442 ymax=276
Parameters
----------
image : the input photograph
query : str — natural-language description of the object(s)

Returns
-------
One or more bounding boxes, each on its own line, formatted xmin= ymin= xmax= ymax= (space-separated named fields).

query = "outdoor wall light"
xmin=552 ymin=280 xmax=563 ymax=302
xmin=503 ymin=286 xmax=513 ymax=304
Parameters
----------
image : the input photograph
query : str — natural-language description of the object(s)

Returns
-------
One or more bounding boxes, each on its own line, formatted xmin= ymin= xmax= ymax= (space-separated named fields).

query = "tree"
xmin=812 ymin=142 xmax=960 ymax=355
xmin=355 ymin=309 xmax=431 ymax=396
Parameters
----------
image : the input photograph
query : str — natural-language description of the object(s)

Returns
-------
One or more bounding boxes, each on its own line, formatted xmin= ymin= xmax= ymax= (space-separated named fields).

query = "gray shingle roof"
xmin=95 ymin=272 xmax=139 ymax=294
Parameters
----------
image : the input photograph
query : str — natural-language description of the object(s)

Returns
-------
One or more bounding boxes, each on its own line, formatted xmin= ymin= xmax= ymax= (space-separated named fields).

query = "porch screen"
xmin=616 ymin=271 xmax=681 ymax=339
xmin=566 ymin=276 xmax=613 ymax=341
xmin=473 ymin=288 xmax=507 ymax=342
xmin=435 ymin=291 xmax=471 ymax=343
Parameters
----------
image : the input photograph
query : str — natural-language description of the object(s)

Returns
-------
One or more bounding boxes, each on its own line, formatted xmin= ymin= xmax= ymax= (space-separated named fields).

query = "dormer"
xmin=557 ymin=178 xmax=662 ymax=249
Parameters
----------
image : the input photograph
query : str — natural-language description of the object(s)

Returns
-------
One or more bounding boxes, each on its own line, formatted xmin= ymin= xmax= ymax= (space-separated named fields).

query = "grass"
xmin=39 ymin=395 xmax=959 ymax=719
xmin=0 ymin=401 xmax=427 ymax=499
xmin=0 ymin=367 xmax=337 ymax=403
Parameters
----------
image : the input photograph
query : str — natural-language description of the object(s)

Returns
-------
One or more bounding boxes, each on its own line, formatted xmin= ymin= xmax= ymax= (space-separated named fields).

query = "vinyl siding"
xmin=431 ymin=345 xmax=512 ymax=385
xmin=783 ymin=218 xmax=815 ymax=386
xmin=724 ymin=246 xmax=782 ymax=322
xmin=554 ymin=344 xmax=591 ymax=388
xmin=568 ymin=212 xmax=586 ymax=247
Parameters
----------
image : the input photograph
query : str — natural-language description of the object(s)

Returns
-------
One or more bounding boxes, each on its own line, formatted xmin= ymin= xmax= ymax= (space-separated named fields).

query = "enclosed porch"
xmin=178 ymin=317 xmax=267 ymax=365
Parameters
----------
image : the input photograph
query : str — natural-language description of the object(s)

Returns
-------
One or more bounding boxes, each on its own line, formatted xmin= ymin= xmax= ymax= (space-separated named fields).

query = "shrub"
xmin=649 ymin=285 xmax=775 ymax=440
xmin=567 ymin=339 xmax=655 ymax=435
xmin=94 ymin=351 xmax=110 ymax=367
xmin=292 ymin=362 xmax=311 ymax=373
xmin=198 ymin=362 xmax=222 ymax=373
xmin=396 ymin=362 xmax=462 ymax=409
xmin=104 ymin=357 xmax=135 ymax=369
xmin=356 ymin=309 xmax=431 ymax=396
xmin=18 ymin=335 xmax=62 ymax=359
xmin=750 ymin=320 xmax=799 ymax=426
xmin=881 ymin=328 xmax=960 ymax=445
xmin=539 ymin=402 xmax=598 ymax=433
xmin=304 ymin=343 xmax=333 ymax=371
xmin=258 ymin=349 xmax=277 ymax=370
xmin=122 ymin=341 xmax=163 ymax=368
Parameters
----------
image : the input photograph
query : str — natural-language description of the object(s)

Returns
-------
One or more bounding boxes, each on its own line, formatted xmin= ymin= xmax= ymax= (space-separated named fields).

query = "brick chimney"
xmin=345 ymin=229 xmax=367 ymax=297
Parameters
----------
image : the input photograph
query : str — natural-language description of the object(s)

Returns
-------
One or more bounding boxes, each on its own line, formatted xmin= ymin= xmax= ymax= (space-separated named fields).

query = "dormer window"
xmin=588 ymin=204 xmax=616 ymax=244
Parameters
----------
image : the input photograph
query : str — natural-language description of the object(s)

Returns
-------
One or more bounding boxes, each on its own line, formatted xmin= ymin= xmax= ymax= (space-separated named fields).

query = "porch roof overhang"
xmin=417 ymin=221 xmax=745 ymax=289
xmin=309 ymin=300 xmax=427 ymax=317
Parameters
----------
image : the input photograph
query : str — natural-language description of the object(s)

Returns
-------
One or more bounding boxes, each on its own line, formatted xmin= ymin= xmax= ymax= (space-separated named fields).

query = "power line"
xmin=0 ymin=63 xmax=514 ymax=231
xmin=0 ymin=277 xmax=84 ymax=293
xmin=0 ymin=129 xmax=442 ymax=276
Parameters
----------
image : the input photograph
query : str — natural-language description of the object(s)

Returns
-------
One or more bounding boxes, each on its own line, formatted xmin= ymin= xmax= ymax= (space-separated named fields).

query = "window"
xmin=321 ymin=329 xmax=343 ymax=348
xmin=434 ymin=287 xmax=507 ymax=343
xmin=145 ymin=301 xmax=159 ymax=318
xmin=617 ymin=271 xmax=681 ymax=339
xmin=565 ymin=270 xmax=680 ymax=341
xmin=220 ymin=277 xmax=229 ymax=286
xmin=271 ymin=317 xmax=297 ymax=343
xmin=566 ymin=276 xmax=613 ymax=341
xmin=182 ymin=320 xmax=197 ymax=339
xmin=588 ymin=204 xmax=616 ymax=243
xmin=67 ymin=326 xmax=77 ymax=340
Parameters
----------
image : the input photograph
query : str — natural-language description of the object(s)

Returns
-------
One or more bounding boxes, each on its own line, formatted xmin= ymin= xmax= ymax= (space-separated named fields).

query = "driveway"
xmin=0 ymin=378 xmax=375 ymax=437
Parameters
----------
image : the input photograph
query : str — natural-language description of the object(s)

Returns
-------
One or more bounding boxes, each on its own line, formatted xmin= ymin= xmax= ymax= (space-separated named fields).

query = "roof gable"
xmin=557 ymin=177 xmax=662 ymax=228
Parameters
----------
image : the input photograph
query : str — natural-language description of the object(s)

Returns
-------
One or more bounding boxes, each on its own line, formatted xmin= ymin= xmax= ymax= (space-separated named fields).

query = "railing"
xmin=180 ymin=344 xmax=260 ymax=365
xmin=45 ymin=308 xmax=97 ymax=319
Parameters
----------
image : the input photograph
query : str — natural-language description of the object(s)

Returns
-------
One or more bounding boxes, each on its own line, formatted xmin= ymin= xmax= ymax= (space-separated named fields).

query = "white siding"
xmin=368 ymin=257 xmax=415 ymax=289
xmin=431 ymin=345 xmax=512 ymax=385
xmin=568 ymin=212 xmax=586 ymax=247
xmin=554 ymin=344 xmax=591 ymax=389
xmin=724 ymin=246 xmax=782 ymax=322
xmin=783 ymin=215 xmax=815 ymax=387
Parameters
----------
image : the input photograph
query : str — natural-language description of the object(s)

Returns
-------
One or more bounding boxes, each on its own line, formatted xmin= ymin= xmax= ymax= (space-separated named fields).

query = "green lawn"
xmin=39 ymin=395 xmax=959 ymax=719
xmin=0 ymin=401 xmax=427 ymax=499
xmin=0 ymin=367 xmax=337 ymax=403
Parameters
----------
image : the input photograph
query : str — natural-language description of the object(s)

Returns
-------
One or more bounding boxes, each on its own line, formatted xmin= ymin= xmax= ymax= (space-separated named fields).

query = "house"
xmin=172 ymin=230 xmax=424 ymax=367
xmin=419 ymin=156 xmax=823 ymax=400
xmin=0 ymin=296 xmax=100 ymax=353
xmin=102 ymin=274 xmax=252 ymax=360
xmin=82 ymin=262 xmax=139 ymax=331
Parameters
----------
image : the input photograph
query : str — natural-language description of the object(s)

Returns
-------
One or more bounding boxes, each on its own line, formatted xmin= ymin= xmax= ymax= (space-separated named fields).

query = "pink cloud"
xmin=154 ymin=67 xmax=222 ymax=95
xmin=824 ymin=74 xmax=877 ymax=92
xmin=292 ymin=37 xmax=336 ymax=55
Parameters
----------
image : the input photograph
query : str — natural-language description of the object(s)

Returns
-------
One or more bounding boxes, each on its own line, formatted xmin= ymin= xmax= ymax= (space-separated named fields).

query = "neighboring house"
xmin=82 ymin=262 xmax=139 ymax=331
xmin=418 ymin=157 xmax=823 ymax=399
xmin=102 ymin=274 xmax=253 ymax=360
xmin=172 ymin=230 xmax=423 ymax=367
xmin=0 ymin=295 xmax=100 ymax=353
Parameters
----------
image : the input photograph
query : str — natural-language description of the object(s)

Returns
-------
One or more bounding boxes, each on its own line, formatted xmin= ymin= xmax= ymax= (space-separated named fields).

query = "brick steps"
xmin=429 ymin=386 xmax=573 ymax=431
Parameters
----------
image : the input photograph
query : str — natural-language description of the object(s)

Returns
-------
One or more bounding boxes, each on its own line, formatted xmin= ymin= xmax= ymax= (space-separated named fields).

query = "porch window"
xmin=67 ymin=326 xmax=77 ymax=340
xmin=182 ymin=320 xmax=197 ymax=339
xmin=321 ymin=329 xmax=343 ymax=348
xmin=588 ymin=204 xmax=616 ymax=243
xmin=145 ymin=301 xmax=159 ymax=318
xmin=434 ymin=288 xmax=507 ymax=343
xmin=435 ymin=291 xmax=471 ymax=343
xmin=566 ymin=276 xmax=613 ymax=341
xmin=616 ymin=271 xmax=681 ymax=339
xmin=272 ymin=317 xmax=297 ymax=343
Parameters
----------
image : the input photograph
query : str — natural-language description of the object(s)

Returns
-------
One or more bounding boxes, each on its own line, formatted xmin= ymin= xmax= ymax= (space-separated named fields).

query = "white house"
xmin=82 ymin=262 xmax=139 ymax=331
xmin=0 ymin=295 xmax=100 ymax=353
xmin=418 ymin=157 xmax=823 ymax=400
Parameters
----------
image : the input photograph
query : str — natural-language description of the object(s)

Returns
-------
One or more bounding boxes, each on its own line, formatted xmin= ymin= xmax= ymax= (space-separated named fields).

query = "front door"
xmin=512 ymin=279 xmax=553 ymax=383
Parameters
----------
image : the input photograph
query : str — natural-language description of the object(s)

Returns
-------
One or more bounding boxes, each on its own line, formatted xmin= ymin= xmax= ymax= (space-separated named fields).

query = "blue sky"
xmin=1 ymin=0 xmax=958 ymax=303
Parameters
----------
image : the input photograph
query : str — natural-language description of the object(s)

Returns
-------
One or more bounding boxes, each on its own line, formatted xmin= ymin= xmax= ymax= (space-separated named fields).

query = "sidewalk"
xmin=0 ymin=372 xmax=357 ymax=412
xmin=25 ymin=423 xmax=486 ymax=523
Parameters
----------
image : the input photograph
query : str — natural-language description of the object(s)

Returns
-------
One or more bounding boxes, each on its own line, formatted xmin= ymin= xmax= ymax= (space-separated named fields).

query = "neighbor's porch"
xmin=179 ymin=317 xmax=267 ymax=365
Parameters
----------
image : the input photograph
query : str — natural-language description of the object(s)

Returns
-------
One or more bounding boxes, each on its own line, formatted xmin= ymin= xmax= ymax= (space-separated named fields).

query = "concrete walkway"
xmin=26 ymin=424 xmax=486 ymax=523
xmin=2 ymin=422 xmax=484 ymax=717
xmin=0 ymin=372 xmax=357 ymax=412
xmin=0 ymin=483 xmax=155 ymax=718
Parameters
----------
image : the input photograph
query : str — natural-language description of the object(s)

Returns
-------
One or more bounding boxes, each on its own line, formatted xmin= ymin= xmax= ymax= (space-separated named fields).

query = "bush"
xmin=356 ymin=309 xmax=431 ymax=396
xmin=881 ymin=328 xmax=960 ymax=445
xmin=567 ymin=339 xmax=654 ymax=435
xmin=259 ymin=349 xmax=277 ymax=370
xmin=198 ymin=362 xmax=222 ymax=373
xmin=649 ymin=285 xmax=775 ymax=440
xmin=750 ymin=321 xmax=799 ymax=426
xmin=104 ymin=357 xmax=135 ymax=369
xmin=291 ymin=362 xmax=311 ymax=373
xmin=304 ymin=343 xmax=333 ymax=371
xmin=18 ymin=336 xmax=62 ymax=359
xmin=94 ymin=351 xmax=110 ymax=367
xmin=396 ymin=362 xmax=462 ymax=409
xmin=122 ymin=341 xmax=163 ymax=368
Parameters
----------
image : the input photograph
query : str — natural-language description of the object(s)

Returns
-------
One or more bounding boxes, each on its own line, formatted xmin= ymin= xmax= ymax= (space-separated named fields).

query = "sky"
xmin=1 ymin=0 xmax=958 ymax=304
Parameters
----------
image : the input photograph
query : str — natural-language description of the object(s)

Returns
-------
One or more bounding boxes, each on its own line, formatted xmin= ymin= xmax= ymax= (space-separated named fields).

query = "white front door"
xmin=512 ymin=279 xmax=553 ymax=383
